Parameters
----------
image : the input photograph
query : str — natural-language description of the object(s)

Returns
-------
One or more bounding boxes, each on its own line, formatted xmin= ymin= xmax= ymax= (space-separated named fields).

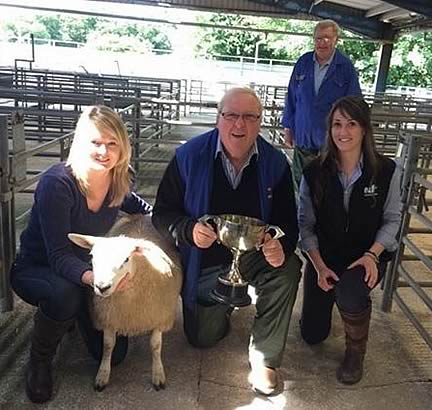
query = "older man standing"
xmin=282 ymin=19 xmax=362 ymax=187
xmin=152 ymin=87 xmax=301 ymax=395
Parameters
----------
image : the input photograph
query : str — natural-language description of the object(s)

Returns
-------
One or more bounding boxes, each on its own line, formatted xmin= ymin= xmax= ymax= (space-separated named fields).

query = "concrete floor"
xmin=1 ymin=280 xmax=431 ymax=410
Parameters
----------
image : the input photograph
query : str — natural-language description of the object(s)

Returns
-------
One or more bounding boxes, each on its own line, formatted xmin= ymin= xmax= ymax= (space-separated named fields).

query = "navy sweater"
xmin=18 ymin=163 xmax=152 ymax=285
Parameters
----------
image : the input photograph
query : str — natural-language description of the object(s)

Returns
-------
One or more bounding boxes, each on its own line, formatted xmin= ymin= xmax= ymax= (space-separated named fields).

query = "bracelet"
xmin=364 ymin=250 xmax=379 ymax=264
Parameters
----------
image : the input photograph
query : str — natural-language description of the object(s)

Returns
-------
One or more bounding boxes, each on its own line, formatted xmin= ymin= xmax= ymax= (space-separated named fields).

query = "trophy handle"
xmin=265 ymin=225 xmax=285 ymax=240
xmin=256 ymin=225 xmax=285 ymax=250
xmin=198 ymin=214 xmax=220 ymax=227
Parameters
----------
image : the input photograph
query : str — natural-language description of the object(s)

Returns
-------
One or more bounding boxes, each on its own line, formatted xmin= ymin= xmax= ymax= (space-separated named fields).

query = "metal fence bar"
xmin=393 ymin=292 xmax=432 ymax=350
xmin=381 ymin=136 xmax=420 ymax=311
xmin=397 ymin=264 xmax=432 ymax=311
xmin=0 ymin=114 xmax=14 ymax=312
xmin=402 ymin=236 xmax=432 ymax=272
xmin=380 ymin=133 xmax=432 ymax=351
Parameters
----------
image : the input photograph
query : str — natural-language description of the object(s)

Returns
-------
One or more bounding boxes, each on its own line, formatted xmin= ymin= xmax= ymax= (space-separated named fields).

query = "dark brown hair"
xmin=321 ymin=95 xmax=379 ymax=176
xmin=311 ymin=96 xmax=381 ymax=208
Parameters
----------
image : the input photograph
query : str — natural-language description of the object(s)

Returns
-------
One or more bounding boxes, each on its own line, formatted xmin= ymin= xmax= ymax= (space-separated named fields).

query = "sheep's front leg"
xmin=150 ymin=329 xmax=166 ymax=390
xmin=94 ymin=329 xmax=116 ymax=391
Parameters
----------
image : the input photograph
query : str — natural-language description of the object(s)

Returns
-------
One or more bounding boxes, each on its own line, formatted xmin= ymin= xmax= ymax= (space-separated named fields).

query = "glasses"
xmin=314 ymin=36 xmax=335 ymax=44
xmin=220 ymin=112 xmax=261 ymax=123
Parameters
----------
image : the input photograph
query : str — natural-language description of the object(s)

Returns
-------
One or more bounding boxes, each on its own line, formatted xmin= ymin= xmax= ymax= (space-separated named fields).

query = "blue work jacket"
xmin=282 ymin=50 xmax=362 ymax=151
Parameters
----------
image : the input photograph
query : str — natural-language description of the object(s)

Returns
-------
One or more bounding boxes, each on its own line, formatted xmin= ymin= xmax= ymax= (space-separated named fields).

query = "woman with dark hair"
xmin=10 ymin=106 xmax=152 ymax=403
xmin=298 ymin=96 xmax=402 ymax=384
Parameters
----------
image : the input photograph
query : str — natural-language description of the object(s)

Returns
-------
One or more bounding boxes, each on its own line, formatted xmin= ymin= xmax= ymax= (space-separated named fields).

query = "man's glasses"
xmin=220 ymin=112 xmax=261 ymax=123
xmin=314 ymin=36 xmax=334 ymax=44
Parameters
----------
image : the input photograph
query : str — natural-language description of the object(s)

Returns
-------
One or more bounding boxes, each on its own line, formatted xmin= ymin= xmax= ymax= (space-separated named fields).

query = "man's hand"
xmin=192 ymin=222 xmax=218 ymax=249
xmin=262 ymin=233 xmax=285 ymax=267
xmin=283 ymin=128 xmax=294 ymax=148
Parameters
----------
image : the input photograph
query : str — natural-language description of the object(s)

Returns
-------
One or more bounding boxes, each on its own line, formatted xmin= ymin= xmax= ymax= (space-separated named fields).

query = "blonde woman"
xmin=10 ymin=106 xmax=152 ymax=404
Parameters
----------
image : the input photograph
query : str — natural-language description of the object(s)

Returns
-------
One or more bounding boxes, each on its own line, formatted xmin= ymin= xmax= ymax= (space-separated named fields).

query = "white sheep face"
xmin=68 ymin=233 xmax=140 ymax=297
xmin=90 ymin=236 xmax=138 ymax=297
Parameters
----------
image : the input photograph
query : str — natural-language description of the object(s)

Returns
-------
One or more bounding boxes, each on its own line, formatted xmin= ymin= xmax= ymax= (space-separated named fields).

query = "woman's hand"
xmin=262 ymin=233 xmax=285 ymax=267
xmin=192 ymin=222 xmax=218 ymax=249
xmin=316 ymin=265 xmax=339 ymax=292
xmin=348 ymin=255 xmax=378 ymax=288
xmin=81 ymin=270 xmax=94 ymax=287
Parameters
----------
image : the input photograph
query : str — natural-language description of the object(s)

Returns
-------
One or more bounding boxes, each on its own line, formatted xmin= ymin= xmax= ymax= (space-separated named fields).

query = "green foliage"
xmin=1 ymin=14 xmax=171 ymax=52
xmin=63 ymin=16 xmax=99 ymax=43
xmin=387 ymin=33 xmax=432 ymax=87
xmin=88 ymin=21 xmax=171 ymax=53
xmin=141 ymin=27 xmax=171 ymax=52
xmin=194 ymin=14 xmax=260 ymax=57
xmin=339 ymin=40 xmax=379 ymax=84
xmin=3 ymin=19 xmax=50 ymax=39
xmin=35 ymin=15 xmax=63 ymax=40
xmin=194 ymin=14 xmax=313 ymax=62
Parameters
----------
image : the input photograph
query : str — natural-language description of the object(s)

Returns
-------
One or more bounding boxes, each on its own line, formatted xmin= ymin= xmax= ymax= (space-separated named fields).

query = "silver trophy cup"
xmin=198 ymin=214 xmax=285 ymax=307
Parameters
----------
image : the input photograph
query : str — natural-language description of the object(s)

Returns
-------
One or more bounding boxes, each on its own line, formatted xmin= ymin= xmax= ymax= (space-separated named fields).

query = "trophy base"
xmin=210 ymin=280 xmax=251 ymax=307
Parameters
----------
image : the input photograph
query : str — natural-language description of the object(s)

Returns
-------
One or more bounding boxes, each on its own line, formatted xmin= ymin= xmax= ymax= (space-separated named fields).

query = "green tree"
xmin=35 ymin=15 xmax=63 ymax=40
xmin=1 ymin=13 xmax=171 ymax=52
xmin=194 ymin=14 xmax=301 ymax=61
xmin=387 ymin=33 xmax=432 ymax=87
xmin=91 ymin=20 xmax=171 ymax=53
xmin=63 ymin=16 xmax=99 ymax=43
xmin=194 ymin=14 xmax=319 ymax=62
xmin=140 ymin=27 xmax=171 ymax=52
xmin=339 ymin=40 xmax=379 ymax=85
xmin=3 ymin=19 xmax=49 ymax=40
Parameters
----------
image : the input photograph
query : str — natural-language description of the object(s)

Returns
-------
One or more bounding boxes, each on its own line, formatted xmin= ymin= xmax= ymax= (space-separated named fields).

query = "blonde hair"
xmin=314 ymin=20 xmax=340 ymax=38
xmin=66 ymin=105 xmax=131 ymax=207
xmin=217 ymin=87 xmax=263 ymax=115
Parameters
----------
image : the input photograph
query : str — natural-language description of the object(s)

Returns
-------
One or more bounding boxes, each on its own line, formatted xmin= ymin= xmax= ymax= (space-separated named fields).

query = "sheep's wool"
xmin=91 ymin=214 xmax=182 ymax=336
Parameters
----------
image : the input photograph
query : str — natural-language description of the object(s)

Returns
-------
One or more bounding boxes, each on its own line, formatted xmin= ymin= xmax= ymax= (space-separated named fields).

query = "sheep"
xmin=68 ymin=214 xmax=182 ymax=392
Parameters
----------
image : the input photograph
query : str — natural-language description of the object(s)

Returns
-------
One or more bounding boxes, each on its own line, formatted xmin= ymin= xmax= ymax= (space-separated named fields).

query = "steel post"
xmin=0 ymin=114 xmax=14 ymax=312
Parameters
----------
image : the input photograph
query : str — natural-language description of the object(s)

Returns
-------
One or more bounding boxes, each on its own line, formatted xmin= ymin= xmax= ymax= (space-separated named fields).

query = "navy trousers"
xmin=300 ymin=261 xmax=386 ymax=345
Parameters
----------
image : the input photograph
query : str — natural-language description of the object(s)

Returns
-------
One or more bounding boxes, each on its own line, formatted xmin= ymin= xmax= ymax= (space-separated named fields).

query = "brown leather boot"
xmin=26 ymin=308 xmax=74 ymax=404
xmin=336 ymin=304 xmax=371 ymax=385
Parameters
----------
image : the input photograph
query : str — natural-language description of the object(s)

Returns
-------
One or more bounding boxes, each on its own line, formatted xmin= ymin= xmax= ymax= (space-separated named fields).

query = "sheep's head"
xmin=68 ymin=234 xmax=140 ymax=297
xmin=68 ymin=233 xmax=174 ymax=298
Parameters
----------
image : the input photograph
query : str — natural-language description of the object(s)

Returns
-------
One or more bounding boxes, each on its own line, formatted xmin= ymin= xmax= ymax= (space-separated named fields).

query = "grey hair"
xmin=217 ymin=87 xmax=263 ymax=114
xmin=314 ymin=20 xmax=340 ymax=38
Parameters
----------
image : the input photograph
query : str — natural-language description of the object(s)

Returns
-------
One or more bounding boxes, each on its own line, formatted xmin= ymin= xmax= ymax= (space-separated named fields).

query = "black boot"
xmin=336 ymin=304 xmax=371 ymax=385
xmin=26 ymin=308 xmax=74 ymax=404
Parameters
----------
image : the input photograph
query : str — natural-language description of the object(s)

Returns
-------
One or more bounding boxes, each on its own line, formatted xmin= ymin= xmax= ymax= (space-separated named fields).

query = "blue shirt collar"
xmin=215 ymin=135 xmax=259 ymax=160
xmin=313 ymin=50 xmax=336 ymax=67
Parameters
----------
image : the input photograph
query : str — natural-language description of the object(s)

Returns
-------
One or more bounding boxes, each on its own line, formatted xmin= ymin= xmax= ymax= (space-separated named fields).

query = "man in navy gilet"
xmin=153 ymin=87 xmax=301 ymax=395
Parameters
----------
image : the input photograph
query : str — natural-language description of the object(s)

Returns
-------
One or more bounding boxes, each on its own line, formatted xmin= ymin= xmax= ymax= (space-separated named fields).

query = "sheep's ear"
xmin=68 ymin=233 xmax=97 ymax=249
xmin=131 ymin=245 xmax=143 ymax=256
xmin=132 ymin=240 xmax=173 ymax=276
xmin=131 ymin=239 xmax=152 ymax=256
